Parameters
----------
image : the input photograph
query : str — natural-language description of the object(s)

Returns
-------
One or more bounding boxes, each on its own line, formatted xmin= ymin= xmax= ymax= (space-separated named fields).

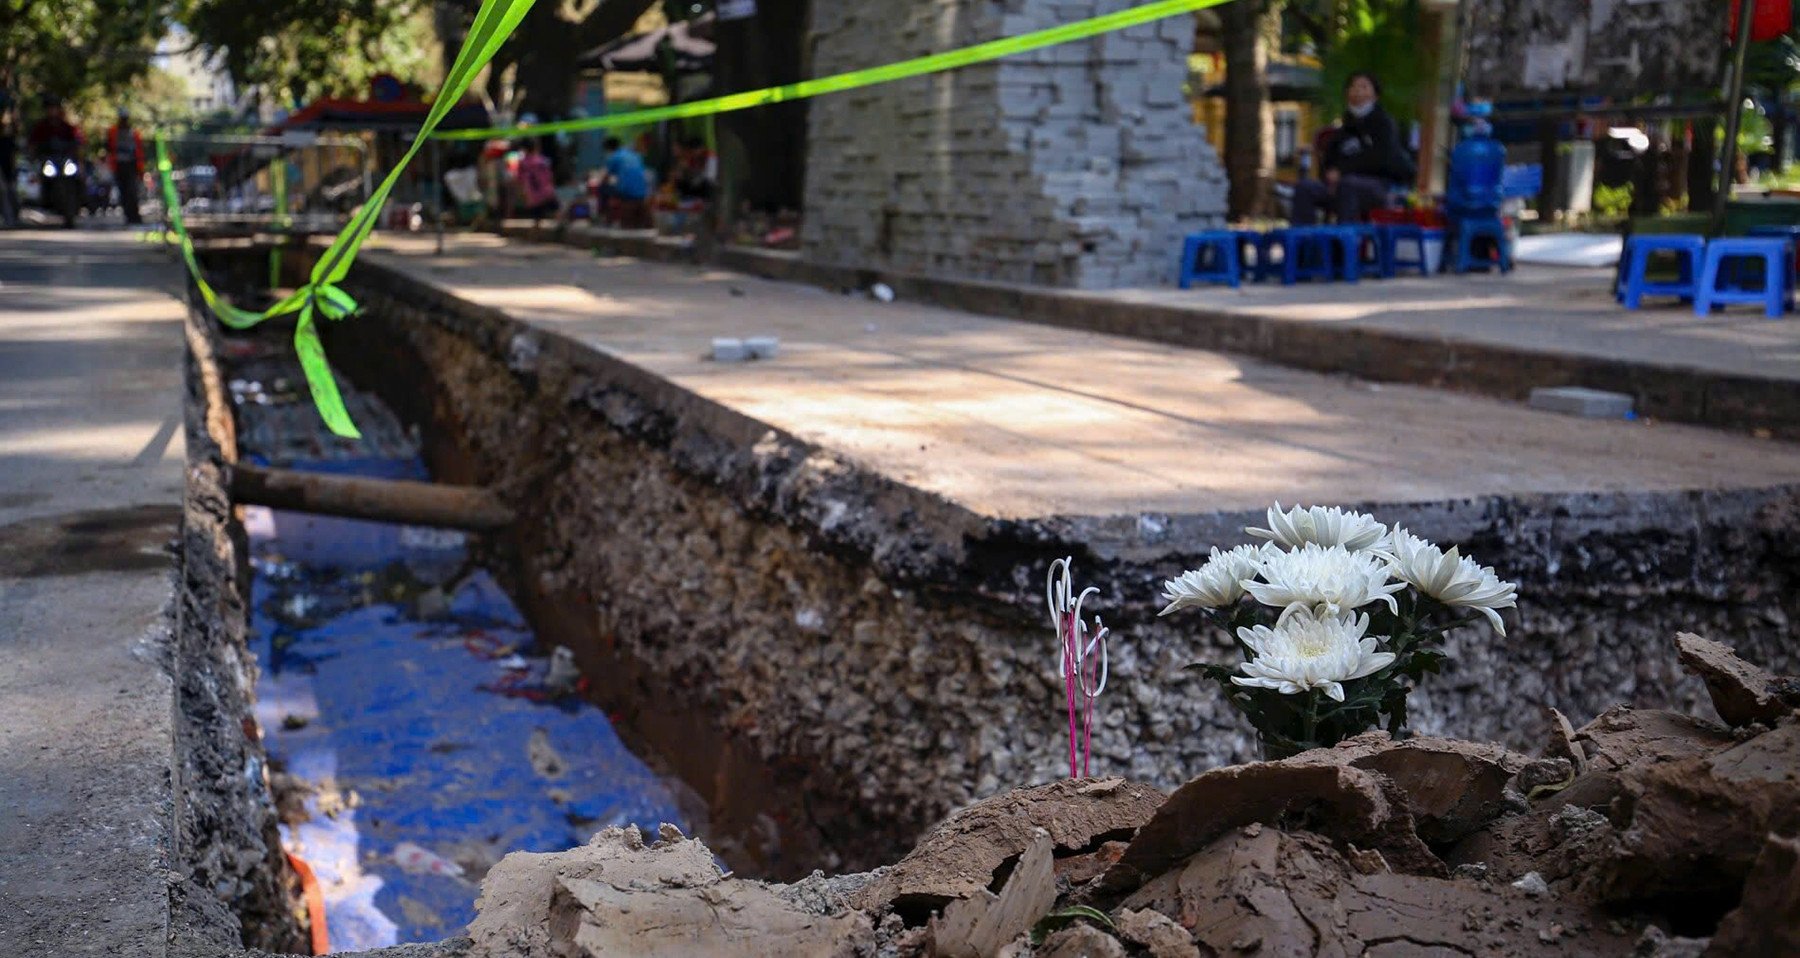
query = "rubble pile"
xmin=452 ymin=633 xmax=1800 ymax=957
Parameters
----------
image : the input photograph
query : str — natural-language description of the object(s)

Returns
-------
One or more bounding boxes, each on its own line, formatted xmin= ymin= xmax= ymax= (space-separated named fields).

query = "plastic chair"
xmin=1376 ymin=223 xmax=1429 ymax=278
xmin=1694 ymin=237 xmax=1793 ymax=319
xmin=1450 ymin=217 xmax=1512 ymax=274
xmin=1617 ymin=234 xmax=1705 ymax=309
xmin=1320 ymin=225 xmax=1379 ymax=282
xmin=1178 ymin=230 xmax=1244 ymax=289
xmin=1264 ymin=227 xmax=1336 ymax=285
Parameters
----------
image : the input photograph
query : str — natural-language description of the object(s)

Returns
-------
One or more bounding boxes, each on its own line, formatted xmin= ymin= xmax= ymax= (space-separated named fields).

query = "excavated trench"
xmin=179 ymin=243 xmax=1800 ymax=949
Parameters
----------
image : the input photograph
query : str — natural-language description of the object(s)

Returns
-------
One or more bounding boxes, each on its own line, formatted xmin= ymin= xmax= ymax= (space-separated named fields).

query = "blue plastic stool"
xmin=1178 ymin=231 xmax=1244 ymax=288
xmin=1320 ymin=225 xmax=1379 ymax=282
xmin=1618 ymin=234 xmax=1705 ymax=309
xmin=1265 ymin=227 xmax=1336 ymax=285
xmin=1450 ymin=217 xmax=1512 ymax=273
xmin=1376 ymin=224 xmax=1429 ymax=278
xmin=1694 ymin=237 xmax=1793 ymax=318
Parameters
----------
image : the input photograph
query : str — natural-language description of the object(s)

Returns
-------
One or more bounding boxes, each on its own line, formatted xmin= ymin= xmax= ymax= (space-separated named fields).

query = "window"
xmin=1275 ymin=109 xmax=1298 ymax=166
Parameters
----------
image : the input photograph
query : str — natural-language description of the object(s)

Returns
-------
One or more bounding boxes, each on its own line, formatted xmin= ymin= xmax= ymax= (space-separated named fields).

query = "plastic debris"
xmin=545 ymin=646 xmax=581 ymax=694
xmin=871 ymin=282 xmax=895 ymax=303
xmin=393 ymin=842 xmax=465 ymax=878
xmin=712 ymin=337 xmax=750 ymax=363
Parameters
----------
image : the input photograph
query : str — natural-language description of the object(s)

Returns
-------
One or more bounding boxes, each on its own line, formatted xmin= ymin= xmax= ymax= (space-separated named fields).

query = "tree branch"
xmin=572 ymin=0 xmax=657 ymax=52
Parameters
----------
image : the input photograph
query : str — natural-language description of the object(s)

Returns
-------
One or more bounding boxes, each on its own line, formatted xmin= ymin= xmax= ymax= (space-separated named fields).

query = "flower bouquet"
xmin=1161 ymin=504 xmax=1518 ymax=760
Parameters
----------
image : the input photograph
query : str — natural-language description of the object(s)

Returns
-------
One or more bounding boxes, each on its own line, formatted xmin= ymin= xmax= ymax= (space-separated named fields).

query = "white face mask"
xmin=1348 ymin=101 xmax=1376 ymax=119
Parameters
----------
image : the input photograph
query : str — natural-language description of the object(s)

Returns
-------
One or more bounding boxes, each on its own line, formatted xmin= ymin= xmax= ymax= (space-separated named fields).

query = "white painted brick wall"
xmin=801 ymin=0 xmax=1226 ymax=289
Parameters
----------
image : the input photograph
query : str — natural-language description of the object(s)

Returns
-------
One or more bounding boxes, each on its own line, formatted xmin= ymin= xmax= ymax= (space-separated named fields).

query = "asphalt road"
xmin=0 ymin=228 xmax=188 ymax=956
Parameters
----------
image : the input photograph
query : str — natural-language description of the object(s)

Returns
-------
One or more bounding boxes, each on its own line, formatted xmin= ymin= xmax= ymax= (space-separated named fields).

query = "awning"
xmin=268 ymin=97 xmax=491 ymax=134
xmin=579 ymin=14 xmax=716 ymax=74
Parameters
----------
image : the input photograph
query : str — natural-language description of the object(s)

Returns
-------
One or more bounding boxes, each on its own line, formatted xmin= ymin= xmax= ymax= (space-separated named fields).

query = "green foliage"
xmin=1316 ymin=0 xmax=1424 ymax=126
xmin=1184 ymin=592 xmax=1475 ymax=758
xmin=0 ymin=0 xmax=180 ymax=108
xmin=180 ymin=0 xmax=438 ymax=108
xmin=1030 ymin=906 xmax=1115 ymax=945
xmin=1593 ymin=183 xmax=1633 ymax=218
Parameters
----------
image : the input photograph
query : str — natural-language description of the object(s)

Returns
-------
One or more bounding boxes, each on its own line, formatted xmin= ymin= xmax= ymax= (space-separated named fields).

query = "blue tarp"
xmin=247 ymin=457 xmax=687 ymax=949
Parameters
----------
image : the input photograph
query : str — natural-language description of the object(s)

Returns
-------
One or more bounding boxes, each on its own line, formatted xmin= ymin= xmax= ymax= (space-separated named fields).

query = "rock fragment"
xmin=1674 ymin=632 xmax=1799 ymax=727
xmin=927 ymin=829 xmax=1055 ymax=958
xmin=1035 ymin=923 xmax=1127 ymax=958
xmin=851 ymin=778 xmax=1164 ymax=915
xmin=1114 ymin=907 xmax=1198 ymax=958
xmin=1705 ymin=833 xmax=1800 ymax=957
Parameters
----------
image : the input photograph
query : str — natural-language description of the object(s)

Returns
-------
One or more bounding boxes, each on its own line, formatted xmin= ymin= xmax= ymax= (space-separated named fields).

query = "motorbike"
xmin=36 ymin=153 xmax=81 ymax=228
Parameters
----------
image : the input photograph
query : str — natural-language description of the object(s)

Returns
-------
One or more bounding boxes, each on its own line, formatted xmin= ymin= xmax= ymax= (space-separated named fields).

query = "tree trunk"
xmin=1772 ymin=95 xmax=1788 ymax=172
xmin=1536 ymin=118 xmax=1561 ymax=221
xmin=1220 ymin=0 xmax=1272 ymax=220
xmin=507 ymin=0 xmax=658 ymax=122
xmin=712 ymin=0 xmax=811 ymax=218
xmin=1689 ymin=120 xmax=1717 ymax=213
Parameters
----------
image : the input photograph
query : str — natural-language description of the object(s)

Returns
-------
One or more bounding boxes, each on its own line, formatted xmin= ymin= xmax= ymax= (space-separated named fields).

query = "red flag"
xmin=1729 ymin=0 xmax=1793 ymax=43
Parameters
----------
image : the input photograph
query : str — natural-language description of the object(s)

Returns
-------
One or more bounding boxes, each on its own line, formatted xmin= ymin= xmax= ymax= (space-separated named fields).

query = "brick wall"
xmin=801 ymin=0 xmax=1227 ymax=289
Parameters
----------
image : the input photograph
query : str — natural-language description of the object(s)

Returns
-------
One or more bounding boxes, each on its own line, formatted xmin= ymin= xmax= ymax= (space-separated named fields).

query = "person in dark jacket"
xmin=1290 ymin=72 xmax=1416 ymax=225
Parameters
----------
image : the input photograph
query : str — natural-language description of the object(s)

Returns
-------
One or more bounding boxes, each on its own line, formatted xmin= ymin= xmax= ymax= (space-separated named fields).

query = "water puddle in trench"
xmin=230 ymin=350 xmax=692 ymax=950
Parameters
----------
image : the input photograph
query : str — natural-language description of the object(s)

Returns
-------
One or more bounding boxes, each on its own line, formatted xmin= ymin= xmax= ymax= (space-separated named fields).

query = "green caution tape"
xmin=161 ymin=0 xmax=1225 ymax=437
xmin=437 ymin=0 xmax=1226 ymax=142
xmin=156 ymin=0 xmax=542 ymax=438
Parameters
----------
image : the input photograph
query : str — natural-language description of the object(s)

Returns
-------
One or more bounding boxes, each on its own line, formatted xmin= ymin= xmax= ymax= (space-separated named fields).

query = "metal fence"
xmin=154 ymin=132 xmax=373 ymax=235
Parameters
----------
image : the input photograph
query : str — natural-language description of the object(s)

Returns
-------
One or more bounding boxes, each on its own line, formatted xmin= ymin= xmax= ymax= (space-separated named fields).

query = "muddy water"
xmin=229 ymin=348 xmax=694 ymax=950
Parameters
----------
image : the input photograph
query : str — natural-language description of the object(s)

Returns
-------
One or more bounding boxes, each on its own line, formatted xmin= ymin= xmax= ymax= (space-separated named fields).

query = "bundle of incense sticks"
xmin=1046 ymin=557 xmax=1110 ymax=778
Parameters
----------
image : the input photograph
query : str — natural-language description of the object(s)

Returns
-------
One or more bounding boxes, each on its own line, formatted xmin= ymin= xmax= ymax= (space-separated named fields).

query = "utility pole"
xmin=1714 ymin=0 xmax=1756 ymax=231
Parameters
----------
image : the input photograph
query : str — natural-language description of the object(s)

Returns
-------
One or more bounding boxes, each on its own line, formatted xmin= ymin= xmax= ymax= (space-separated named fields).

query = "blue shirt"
xmin=604 ymin=148 xmax=649 ymax=200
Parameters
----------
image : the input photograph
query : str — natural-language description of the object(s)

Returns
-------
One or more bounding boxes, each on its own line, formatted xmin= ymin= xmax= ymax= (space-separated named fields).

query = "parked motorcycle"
xmin=37 ymin=153 xmax=80 ymax=227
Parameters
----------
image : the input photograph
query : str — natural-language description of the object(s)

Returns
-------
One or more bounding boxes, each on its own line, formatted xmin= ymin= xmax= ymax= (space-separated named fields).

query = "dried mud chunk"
xmin=1598 ymin=721 xmax=1800 ymax=907
xmin=1114 ymin=907 xmax=1199 ymax=958
xmin=1576 ymin=707 xmax=1736 ymax=772
xmin=1123 ymin=829 xmax=1634 ymax=958
xmin=1704 ymin=833 xmax=1800 ymax=957
xmin=1339 ymin=735 xmax=1529 ymax=843
xmin=1035 ymin=923 xmax=1127 ymax=958
xmin=928 ymin=830 xmax=1055 ymax=958
xmin=851 ymin=778 xmax=1165 ymax=914
xmin=1674 ymin=632 xmax=1799 ymax=727
xmin=1094 ymin=761 xmax=1443 ymax=898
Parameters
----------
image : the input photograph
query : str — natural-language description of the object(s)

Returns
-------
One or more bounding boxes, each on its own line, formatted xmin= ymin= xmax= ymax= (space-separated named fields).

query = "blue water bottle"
xmin=1447 ymin=106 xmax=1504 ymax=220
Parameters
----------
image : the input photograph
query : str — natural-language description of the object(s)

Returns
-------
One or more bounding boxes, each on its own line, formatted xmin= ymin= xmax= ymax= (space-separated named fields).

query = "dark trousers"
xmin=1290 ymin=172 xmax=1393 ymax=225
xmin=117 ymin=169 xmax=141 ymax=224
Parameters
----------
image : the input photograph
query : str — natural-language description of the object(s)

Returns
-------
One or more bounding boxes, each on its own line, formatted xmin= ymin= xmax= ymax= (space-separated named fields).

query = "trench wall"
xmin=171 ymin=269 xmax=308 ymax=955
xmin=324 ymin=254 xmax=1800 ymax=872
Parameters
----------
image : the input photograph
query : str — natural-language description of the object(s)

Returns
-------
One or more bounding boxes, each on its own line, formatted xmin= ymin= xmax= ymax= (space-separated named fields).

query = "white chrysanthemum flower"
xmin=1243 ymin=542 xmax=1404 ymax=623
xmin=1382 ymin=528 xmax=1519 ymax=635
xmin=1247 ymin=502 xmax=1389 ymax=552
xmin=1231 ymin=611 xmax=1396 ymax=701
xmin=1158 ymin=543 xmax=1273 ymax=615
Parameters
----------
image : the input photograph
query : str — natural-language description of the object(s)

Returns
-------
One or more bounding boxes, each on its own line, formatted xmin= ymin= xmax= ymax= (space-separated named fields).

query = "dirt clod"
xmin=1674 ymin=632 xmax=1799 ymax=727
xmin=851 ymin=778 xmax=1165 ymax=915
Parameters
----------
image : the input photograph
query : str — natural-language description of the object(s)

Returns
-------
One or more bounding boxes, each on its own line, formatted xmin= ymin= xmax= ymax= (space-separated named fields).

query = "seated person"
xmin=1291 ymin=72 xmax=1416 ymax=225
xmin=516 ymin=138 xmax=558 ymax=220
xmin=599 ymin=136 xmax=653 ymax=228
xmin=672 ymin=136 xmax=717 ymax=205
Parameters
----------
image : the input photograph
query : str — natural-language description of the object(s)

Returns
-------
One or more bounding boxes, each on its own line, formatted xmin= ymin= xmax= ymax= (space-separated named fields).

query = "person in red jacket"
xmin=105 ymin=107 xmax=145 ymax=224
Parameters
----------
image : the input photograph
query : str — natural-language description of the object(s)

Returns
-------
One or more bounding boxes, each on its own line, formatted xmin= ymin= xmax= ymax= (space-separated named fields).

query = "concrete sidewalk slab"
xmin=364 ymin=233 xmax=1800 ymax=521
xmin=498 ymin=221 xmax=1800 ymax=438
xmin=0 ymin=231 xmax=188 ymax=957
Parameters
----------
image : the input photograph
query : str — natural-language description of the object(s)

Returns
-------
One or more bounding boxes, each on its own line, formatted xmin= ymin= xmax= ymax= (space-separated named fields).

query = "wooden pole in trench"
xmin=230 ymin=464 xmax=513 ymax=531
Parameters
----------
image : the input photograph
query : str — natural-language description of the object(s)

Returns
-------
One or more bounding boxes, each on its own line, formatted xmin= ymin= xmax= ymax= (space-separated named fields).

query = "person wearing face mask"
xmin=1290 ymin=72 xmax=1416 ymax=225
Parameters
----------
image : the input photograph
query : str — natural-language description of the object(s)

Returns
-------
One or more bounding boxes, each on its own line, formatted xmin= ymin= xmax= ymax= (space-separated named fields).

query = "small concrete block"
xmin=1528 ymin=386 xmax=1634 ymax=419
xmin=711 ymin=338 xmax=750 ymax=363
xmin=744 ymin=336 xmax=781 ymax=359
